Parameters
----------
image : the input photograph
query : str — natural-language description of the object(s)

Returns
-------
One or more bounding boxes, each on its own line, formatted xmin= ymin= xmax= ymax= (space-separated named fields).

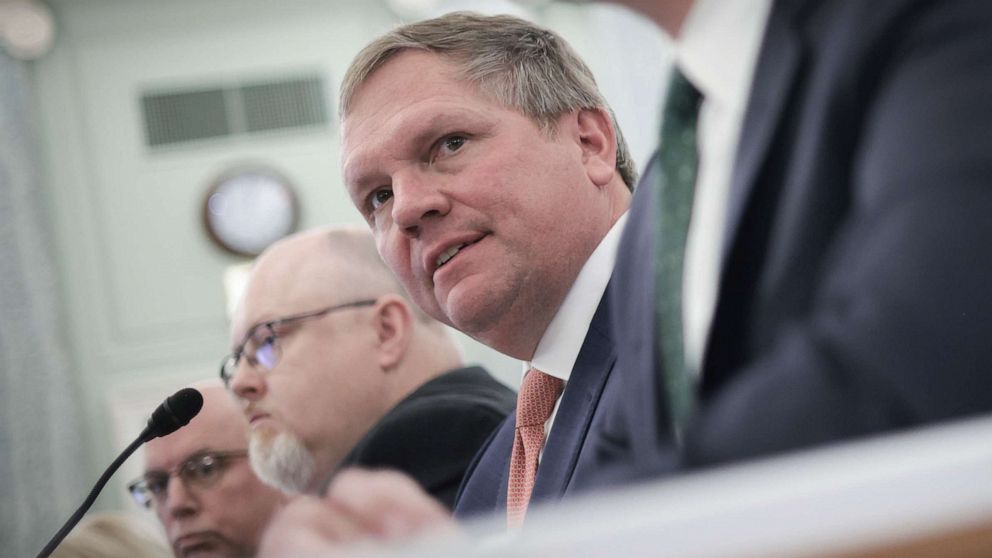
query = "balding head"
xmin=141 ymin=380 xmax=286 ymax=558
xmin=232 ymin=226 xmax=435 ymax=345
xmin=225 ymin=226 xmax=462 ymax=494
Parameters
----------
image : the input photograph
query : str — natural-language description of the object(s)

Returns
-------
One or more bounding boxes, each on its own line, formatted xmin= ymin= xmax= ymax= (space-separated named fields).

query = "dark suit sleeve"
xmin=346 ymin=397 xmax=510 ymax=509
xmin=685 ymin=1 xmax=992 ymax=465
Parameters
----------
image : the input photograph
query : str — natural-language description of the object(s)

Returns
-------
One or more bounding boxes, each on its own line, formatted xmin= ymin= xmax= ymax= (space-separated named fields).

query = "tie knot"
xmin=516 ymin=368 xmax=564 ymax=429
xmin=665 ymin=68 xmax=703 ymax=116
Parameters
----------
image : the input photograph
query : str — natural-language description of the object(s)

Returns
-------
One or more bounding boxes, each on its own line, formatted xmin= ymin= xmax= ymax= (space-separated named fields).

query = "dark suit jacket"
xmin=338 ymin=366 xmax=515 ymax=509
xmin=453 ymin=293 xmax=617 ymax=519
xmin=602 ymin=0 xmax=992 ymax=478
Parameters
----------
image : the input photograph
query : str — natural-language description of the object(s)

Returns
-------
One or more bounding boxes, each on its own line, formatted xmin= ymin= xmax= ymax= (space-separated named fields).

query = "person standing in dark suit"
xmin=597 ymin=0 xmax=992 ymax=479
xmin=223 ymin=225 xmax=513 ymax=509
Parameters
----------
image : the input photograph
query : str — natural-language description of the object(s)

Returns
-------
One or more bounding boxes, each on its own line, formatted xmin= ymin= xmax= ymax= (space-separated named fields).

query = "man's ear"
xmin=576 ymin=107 xmax=618 ymax=187
xmin=371 ymin=294 xmax=413 ymax=371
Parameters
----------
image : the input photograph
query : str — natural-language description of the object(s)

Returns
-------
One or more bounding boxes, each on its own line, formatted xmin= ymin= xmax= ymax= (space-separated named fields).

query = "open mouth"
xmin=435 ymin=236 xmax=484 ymax=270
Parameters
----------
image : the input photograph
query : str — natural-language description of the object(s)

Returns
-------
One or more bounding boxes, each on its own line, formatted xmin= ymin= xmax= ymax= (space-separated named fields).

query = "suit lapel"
xmin=492 ymin=419 xmax=513 ymax=510
xmin=530 ymin=292 xmax=617 ymax=502
xmin=720 ymin=3 xmax=803 ymax=271
xmin=452 ymin=294 xmax=617 ymax=516
xmin=452 ymin=415 xmax=514 ymax=518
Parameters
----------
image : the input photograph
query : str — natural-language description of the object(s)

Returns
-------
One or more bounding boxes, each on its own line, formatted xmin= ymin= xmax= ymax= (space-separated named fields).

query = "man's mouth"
xmin=436 ymin=243 xmax=466 ymax=268
xmin=175 ymin=532 xmax=221 ymax=557
xmin=246 ymin=409 xmax=272 ymax=428
xmin=434 ymin=236 xmax=484 ymax=271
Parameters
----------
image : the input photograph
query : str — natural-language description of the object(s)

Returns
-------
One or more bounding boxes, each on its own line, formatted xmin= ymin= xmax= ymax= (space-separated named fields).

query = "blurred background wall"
xmin=0 ymin=0 xmax=670 ymax=553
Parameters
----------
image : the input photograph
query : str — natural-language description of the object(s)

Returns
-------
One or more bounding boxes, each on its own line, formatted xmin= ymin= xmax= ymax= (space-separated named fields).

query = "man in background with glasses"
xmin=132 ymin=380 xmax=287 ymax=558
xmin=223 ymin=225 xmax=514 ymax=507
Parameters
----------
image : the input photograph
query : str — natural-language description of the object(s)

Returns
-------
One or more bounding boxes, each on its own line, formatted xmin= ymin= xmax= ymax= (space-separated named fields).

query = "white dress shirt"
xmin=675 ymin=0 xmax=773 ymax=376
xmin=524 ymin=213 xmax=628 ymax=444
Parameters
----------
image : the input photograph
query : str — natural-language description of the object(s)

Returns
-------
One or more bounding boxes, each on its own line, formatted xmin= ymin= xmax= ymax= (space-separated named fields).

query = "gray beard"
xmin=248 ymin=430 xmax=317 ymax=495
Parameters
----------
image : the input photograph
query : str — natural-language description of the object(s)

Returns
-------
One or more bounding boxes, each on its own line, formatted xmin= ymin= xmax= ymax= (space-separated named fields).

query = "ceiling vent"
xmin=141 ymin=75 xmax=329 ymax=148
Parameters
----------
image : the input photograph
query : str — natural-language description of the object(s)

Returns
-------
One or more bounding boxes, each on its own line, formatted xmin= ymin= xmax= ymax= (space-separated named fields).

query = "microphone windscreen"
xmin=147 ymin=388 xmax=204 ymax=439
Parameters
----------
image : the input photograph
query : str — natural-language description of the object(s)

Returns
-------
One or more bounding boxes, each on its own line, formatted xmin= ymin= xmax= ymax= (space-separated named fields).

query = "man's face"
xmin=342 ymin=51 xmax=608 ymax=357
xmin=143 ymin=389 xmax=284 ymax=558
xmin=227 ymin=250 xmax=389 ymax=493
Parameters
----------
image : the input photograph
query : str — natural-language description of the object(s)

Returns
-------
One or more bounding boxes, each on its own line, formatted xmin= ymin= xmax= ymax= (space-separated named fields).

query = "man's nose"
xmin=391 ymin=171 xmax=451 ymax=237
xmin=229 ymin=360 xmax=266 ymax=402
xmin=163 ymin=476 xmax=199 ymax=520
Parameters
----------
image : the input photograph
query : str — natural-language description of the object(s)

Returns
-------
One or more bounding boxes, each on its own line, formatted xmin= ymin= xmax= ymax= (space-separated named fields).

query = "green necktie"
xmin=655 ymin=68 xmax=703 ymax=438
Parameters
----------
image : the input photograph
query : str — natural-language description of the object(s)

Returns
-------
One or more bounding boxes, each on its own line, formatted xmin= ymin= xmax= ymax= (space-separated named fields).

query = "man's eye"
xmin=255 ymin=336 xmax=278 ymax=370
xmin=146 ymin=476 xmax=168 ymax=495
xmin=370 ymin=188 xmax=393 ymax=210
xmin=188 ymin=457 xmax=220 ymax=480
xmin=440 ymin=135 xmax=466 ymax=154
xmin=428 ymin=135 xmax=468 ymax=166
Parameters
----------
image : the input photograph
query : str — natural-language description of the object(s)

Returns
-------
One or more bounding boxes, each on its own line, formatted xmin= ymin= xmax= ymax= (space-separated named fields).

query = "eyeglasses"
xmin=219 ymin=299 xmax=377 ymax=388
xmin=127 ymin=450 xmax=248 ymax=508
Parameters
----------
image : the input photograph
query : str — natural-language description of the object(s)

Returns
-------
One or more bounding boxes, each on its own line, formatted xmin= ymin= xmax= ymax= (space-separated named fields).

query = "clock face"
xmin=203 ymin=166 xmax=300 ymax=257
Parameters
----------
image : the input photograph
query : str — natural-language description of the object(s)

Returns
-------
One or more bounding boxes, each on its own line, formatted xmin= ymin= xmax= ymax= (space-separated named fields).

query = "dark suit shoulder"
xmin=342 ymin=367 xmax=515 ymax=509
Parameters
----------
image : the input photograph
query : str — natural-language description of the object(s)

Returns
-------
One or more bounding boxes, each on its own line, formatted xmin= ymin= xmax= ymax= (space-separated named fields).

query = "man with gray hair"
xmin=340 ymin=9 xmax=634 ymax=521
xmin=223 ymin=225 xmax=514 ymax=508
xmin=257 ymin=12 xmax=635 ymax=552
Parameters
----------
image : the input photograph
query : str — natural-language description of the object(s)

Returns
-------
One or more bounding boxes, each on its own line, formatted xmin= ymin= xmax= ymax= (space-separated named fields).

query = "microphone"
xmin=140 ymin=387 xmax=205 ymax=442
xmin=36 ymin=388 xmax=204 ymax=558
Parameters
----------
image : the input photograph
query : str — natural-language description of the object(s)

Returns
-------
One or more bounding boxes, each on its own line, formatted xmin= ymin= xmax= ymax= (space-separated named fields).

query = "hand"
xmin=258 ymin=468 xmax=457 ymax=557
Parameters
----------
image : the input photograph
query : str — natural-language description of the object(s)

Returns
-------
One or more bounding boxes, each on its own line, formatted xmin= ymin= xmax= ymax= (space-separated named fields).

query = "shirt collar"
xmin=524 ymin=213 xmax=628 ymax=383
xmin=675 ymin=0 xmax=773 ymax=114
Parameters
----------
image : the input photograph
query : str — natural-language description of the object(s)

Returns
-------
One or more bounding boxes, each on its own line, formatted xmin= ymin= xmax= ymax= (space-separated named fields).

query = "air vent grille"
xmin=141 ymin=74 xmax=329 ymax=148
xmin=142 ymin=88 xmax=230 ymax=146
xmin=242 ymin=77 xmax=327 ymax=133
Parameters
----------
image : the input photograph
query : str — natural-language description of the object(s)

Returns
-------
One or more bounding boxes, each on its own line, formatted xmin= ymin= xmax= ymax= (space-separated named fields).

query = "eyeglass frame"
xmin=127 ymin=449 xmax=249 ymax=508
xmin=219 ymin=299 xmax=378 ymax=387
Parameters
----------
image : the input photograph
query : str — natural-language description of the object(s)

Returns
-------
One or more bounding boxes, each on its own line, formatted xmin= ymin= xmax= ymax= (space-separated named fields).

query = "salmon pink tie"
xmin=507 ymin=367 xmax=564 ymax=528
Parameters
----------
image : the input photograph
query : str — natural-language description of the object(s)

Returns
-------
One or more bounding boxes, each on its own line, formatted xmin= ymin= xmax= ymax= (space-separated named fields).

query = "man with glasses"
xmin=223 ymin=225 xmax=514 ymax=507
xmin=132 ymin=380 xmax=286 ymax=558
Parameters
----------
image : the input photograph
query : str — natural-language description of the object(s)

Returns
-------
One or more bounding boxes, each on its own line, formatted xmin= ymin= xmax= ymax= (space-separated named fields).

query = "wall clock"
xmin=202 ymin=165 xmax=300 ymax=257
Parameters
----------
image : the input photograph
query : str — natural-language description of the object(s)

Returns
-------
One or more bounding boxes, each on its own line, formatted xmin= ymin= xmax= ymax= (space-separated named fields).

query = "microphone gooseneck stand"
xmin=35 ymin=434 xmax=148 ymax=558
xmin=35 ymin=387 xmax=203 ymax=558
